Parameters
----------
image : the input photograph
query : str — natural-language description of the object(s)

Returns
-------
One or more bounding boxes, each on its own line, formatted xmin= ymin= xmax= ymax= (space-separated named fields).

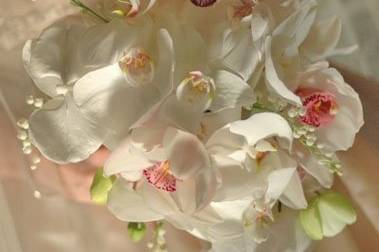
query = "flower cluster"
xmin=22 ymin=0 xmax=363 ymax=251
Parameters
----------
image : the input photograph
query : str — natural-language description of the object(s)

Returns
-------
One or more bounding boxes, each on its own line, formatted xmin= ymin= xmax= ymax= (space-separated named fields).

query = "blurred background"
xmin=0 ymin=0 xmax=378 ymax=252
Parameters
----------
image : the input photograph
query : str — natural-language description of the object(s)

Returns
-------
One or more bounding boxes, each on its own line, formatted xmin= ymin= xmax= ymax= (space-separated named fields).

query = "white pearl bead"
xmin=33 ymin=190 xmax=42 ymax=199
xmin=22 ymin=140 xmax=31 ymax=148
xmin=17 ymin=118 xmax=29 ymax=129
xmin=25 ymin=95 xmax=34 ymax=105
xmin=56 ymin=85 xmax=68 ymax=95
xmin=16 ymin=130 xmax=28 ymax=141
xmin=34 ymin=98 xmax=44 ymax=108
xmin=32 ymin=156 xmax=41 ymax=164
xmin=23 ymin=146 xmax=32 ymax=155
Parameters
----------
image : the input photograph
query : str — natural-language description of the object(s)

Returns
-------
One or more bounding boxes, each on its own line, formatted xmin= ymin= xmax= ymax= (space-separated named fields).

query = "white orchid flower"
xmin=122 ymin=13 xmax=257 ymax=134
xmin=263 ymin=0 xmax=318 ymax=105
xmin=202 ymin=0 xmax=299 ymax=90
xmin=166 ymin=113 xmax=307 ymax=247
xmin=105 ymin=126 xmax=222 ymax=231
xmin=290 ymin=64 xmax=363 ymax=187
xmin=73 ymin=23 xmax=175 ymax=150
xmin=206 ymin=112 xmax=307 ymax=206
xmin=191 ymin=167 xmax=308 ymax=248
xmin=209 ymin=208 xmax=312 ymax=252
xmin=293 ymin=66 xmax=363 ymax=151
xmin=264 ymin=0 xmax=357 ymax=105
xmin=23 ymin=16 xmax=159 ymax=163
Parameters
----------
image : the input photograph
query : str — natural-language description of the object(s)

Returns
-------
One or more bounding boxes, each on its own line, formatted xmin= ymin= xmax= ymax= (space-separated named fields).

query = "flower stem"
xmin=70 ymin=0 xmax=110 ymax=23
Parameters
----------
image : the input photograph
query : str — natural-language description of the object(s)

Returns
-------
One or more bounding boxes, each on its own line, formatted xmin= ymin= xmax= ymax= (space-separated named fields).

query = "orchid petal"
xmin=164 ymin=128 xmax=211 ymax=180
xmin=229 ymin=112 xmax=293 ymax=148
xmin=210 ymin=70 xmax=256 ymax=112
xmin=28 ymin=96 xmax=102 ymax=163
xmin=108 ymin=178 xmax=163 ymax=222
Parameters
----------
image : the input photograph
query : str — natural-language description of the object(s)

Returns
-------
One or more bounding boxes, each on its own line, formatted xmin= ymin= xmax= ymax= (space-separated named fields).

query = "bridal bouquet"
xmin=18 ymin=0 xmax=363 ymax=251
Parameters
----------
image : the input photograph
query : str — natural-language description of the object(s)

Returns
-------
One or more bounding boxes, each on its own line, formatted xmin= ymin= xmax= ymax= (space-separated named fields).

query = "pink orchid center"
xmin=296 ymin=88 xmax=338 ymax=128
xmin=143 ymin=160 xmax=177 ymax=192
xmin=190 ymin=0 xmax=217 ymax=7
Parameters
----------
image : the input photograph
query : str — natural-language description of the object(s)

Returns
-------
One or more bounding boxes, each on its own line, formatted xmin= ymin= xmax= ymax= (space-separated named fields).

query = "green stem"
xmin=71 ymin=0 xmax=110 ymax=23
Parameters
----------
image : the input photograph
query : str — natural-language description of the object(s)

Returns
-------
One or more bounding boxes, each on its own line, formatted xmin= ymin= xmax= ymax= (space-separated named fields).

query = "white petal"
xmin=28 ymin=96 xmax=102 ymax=163
xmin=210 ymin=70 xmax=256 ymax=112
xmin=210 ymin=24 xmax=261 ymax=81
xmin=255 ymin=208 xmax=312 ymax=252
xmin=295 ymin=144 xmax=334 ymax=188
xmin=25 ymin=17 xmax=146 ymax=97
xmin=211 ymin=155 xmax=257 ymax=202
xmin=193 ymin=163 xmax=221 ymax=210
xmin=273 ymin=0 xmax=317 ymax=47
xmin=24 ymin=16 xmax=85 ymax=96
xmin=74 ymin=18 xmax=152 ymax=77
xmin=266 ymin=168 xmax=295 ymax=200
xmin=159 ymin=95 xmax=204 ymax=133
xmin=206 ymin=126 xmax=246 ymax=157
xmin=104 ymin=137 xmax=153 ymax=180
xmin=278 ymin=170 xmax=308 ymax=209
xmin=141 ymin=181 xmax=179 ymax=216
xmin=153 ymin=29 xmax=175 ymax=95
xmin=108 ymin=178 xmax=163 ymax=222
xmin=73 ymin=64 xmax=160 ymax=149
xmin=170 ymin=178 xmax=197 ymax=214
xmin=210 ymin=236 xmax=257 ymax=252
xmin=201 ymin=108 xmax=242 ymax=140
xmin=250 ymin=3 xmax=271 ymax=41
xmin=164 ymin=128 xmax=211 ymax=180
xmin=264 ymin=36 xmax=302 ymax=105
xmin=300 ymin=16 xmax=342 ymax=61
xmin=229 ymin=112 xmax=293 ymax=148
xmin=191 ymin=205 xmax=223 ymax=226
xmin=207 ymin=199 xmax=251 ymax=241
xmin=169 ymin=24 xmax=207 ymax=82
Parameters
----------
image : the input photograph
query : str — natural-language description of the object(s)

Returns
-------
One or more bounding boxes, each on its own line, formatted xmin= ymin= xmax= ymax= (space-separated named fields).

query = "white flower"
xmin=209 ymin=208 xmax=312 ymax=252
xmin=264 ymin=0 xmax=357 ymax=105
xmin=292 ymin=65 xmax=363 ymax=151
xmin=192 ymin=167 xmax=308 ymax=250
xmin=290 ymin=64 xmax=363 ymax=187
xmin=74 ymin=12 xmax=256 ymax=149
xmin=105 ymin=127 xmax=222 ymax=230
xmin=123 ymin=12 xmax=257 ymax=134
xmin=104 ymin=113 xmax=303 ymax=234
xmin=23 ymin=16 xmax=155 ymax=163
xmin=171 ymin=113 xmax=308 ymax=247
xmin=264 ymin=0 xmax=318 ymax=105
xmin=73 ymin=22 xmax=175 ymax=149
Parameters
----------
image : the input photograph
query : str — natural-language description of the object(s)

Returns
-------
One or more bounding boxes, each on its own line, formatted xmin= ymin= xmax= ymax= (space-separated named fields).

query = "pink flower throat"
xmin=296 ymin=88 xmax=338 ymax=128
xmin=143 ymin=161 xmax=177 ymax=192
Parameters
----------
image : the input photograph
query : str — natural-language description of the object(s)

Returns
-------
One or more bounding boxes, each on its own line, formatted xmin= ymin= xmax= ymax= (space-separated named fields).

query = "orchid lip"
xmin=118 ymin=47 xmax=155 ymax=87
xmin=176 ymin=71 xmax=216 ymax=110
xmin=143 ymin=160 xmax=178 ymax=192
xmin=190 ymin=0 xmax=217 ymax=7
xmin=296 ymin=88 xmax=339 ymax=128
